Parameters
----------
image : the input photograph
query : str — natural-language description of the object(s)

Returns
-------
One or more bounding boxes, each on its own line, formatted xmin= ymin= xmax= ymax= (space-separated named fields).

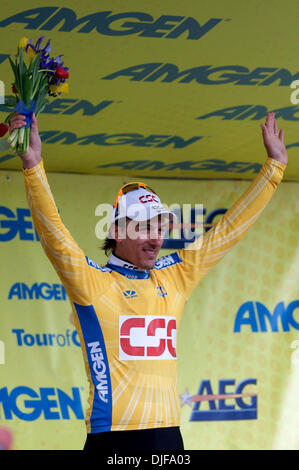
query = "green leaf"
xmin=18 ymin=48 xmax=27 ymax=76
xmin=35 ymin=88 xmax=48 ymax=116
xmin=24 ymin=74 xmax=32 ymax=106
xmin=8 ymin=56 xmax=17 ymax=80
xmin=18 ymin=49 xmax=30 ymax=103
xmin=31 ymin=74 xmax=43 ymax=100
xmin=35 ymin=100 xmax=48 ymax=116
xmin=28 ymin=51 xmax=41 ymax=75
xmin=15 ymin=59 xmax=23 ymax=99
xmin=4 ymin=110 xmax=16 ymax=123
xmin=8 ymin=56 xmax=21 ymax=97
xmin=30 ymin=54 xmax=41 ymax=91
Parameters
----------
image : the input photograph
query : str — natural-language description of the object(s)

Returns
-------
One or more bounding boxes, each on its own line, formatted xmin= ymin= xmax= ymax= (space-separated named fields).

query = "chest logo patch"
xmin=123 ymin=290 xmax=137 ymax=299
xmin=119 ymin=315 xmax=176 ymax=360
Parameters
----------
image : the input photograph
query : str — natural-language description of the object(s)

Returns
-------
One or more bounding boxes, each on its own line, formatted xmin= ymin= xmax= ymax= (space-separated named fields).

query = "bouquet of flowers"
xmin=0 ymin=36 xmax=69 ymax=155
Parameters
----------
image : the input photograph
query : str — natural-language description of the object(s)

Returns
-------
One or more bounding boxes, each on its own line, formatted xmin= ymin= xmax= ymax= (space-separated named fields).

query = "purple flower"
xmin=23 ymin=36 xmax=69 ymax=97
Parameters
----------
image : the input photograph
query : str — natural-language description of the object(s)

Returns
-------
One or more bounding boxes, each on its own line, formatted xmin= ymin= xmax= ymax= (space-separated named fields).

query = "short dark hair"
xmin=101 ymin=218 xmax=127 ymax=257
xmin=101 ymin=236 xmax=116 ymax=257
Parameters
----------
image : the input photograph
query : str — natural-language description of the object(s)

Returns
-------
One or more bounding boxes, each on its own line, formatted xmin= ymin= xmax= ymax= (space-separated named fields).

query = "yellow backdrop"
xmin=0 ymin=0 xmax=299 ymax=180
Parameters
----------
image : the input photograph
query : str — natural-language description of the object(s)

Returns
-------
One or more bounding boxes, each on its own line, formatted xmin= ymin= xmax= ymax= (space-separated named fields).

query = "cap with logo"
xmin=111 ymin=182 xmax=176 ymax=223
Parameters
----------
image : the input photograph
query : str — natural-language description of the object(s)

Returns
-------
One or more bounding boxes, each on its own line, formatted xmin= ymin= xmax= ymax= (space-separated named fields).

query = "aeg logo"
xmin=119 ymin=316 xmax=176 ymax=360
xmin=139 ymin=194 xmax=159 ymax=204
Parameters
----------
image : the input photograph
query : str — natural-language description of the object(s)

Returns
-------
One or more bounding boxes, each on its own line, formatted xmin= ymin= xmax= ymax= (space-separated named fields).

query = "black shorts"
xmin=83 ymin=426 xmax=184 ymax=451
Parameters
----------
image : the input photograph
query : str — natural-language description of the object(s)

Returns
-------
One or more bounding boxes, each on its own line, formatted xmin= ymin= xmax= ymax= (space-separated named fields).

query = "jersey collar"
xmin=106 ymin=253 xmax=150 ymax=279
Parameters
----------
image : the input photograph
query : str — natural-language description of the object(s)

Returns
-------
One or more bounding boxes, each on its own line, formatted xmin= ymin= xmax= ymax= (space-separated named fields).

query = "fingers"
xmin=9 ymin=113 xmax=39 ymax=135
xmin=31 ymin=113 xmax=38 ymax=130
xmin=264 ymin=112 xmax=283 ymax=137
xmin=274 ymin=116 xmax=278 ymax=135
xmin=265 ymin=112 xmax=271 ymax=129
xmin=279 ymin=129 xmax=284 ymax=144
xmin=9 ymin=112 xmax=26 ymax=132
xmin=265 ymin=112 xmax=275 ymax=133
xmin=261 ymin=123 xmax=269 ymax=138
xmin=265 ymin=112 xmax=274 ymax=130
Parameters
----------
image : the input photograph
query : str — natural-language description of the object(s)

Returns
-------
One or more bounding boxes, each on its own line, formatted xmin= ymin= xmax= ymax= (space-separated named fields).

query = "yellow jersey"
xmin=23 ymin=157 xmax=285 ymax=433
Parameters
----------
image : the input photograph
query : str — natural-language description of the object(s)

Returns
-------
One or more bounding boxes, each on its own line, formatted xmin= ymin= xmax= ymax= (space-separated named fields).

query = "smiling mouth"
xmin=143 ymin=248 xmax=158 ymax=258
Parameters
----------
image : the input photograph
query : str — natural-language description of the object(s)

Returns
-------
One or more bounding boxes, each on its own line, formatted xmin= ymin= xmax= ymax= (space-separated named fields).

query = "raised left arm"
xmin=171 ymin=113 xmax=287 ymax=297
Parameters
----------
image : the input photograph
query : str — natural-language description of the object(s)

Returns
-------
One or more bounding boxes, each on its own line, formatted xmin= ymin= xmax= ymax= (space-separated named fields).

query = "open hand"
xmin=261 ymin=112 xmax=288 ymax=165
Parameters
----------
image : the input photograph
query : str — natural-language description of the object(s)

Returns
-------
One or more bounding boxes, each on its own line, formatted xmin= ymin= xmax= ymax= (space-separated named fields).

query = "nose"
xmin=148 ymin=227 xmax=163 ymax=241
xmin=149 ymin=238 xmax=161 ymax=247
xmin=147 ymin=233 xmax=164 ymax=251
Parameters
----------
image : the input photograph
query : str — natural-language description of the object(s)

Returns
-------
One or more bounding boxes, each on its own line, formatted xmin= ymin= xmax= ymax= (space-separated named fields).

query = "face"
xmin=114 ymin=216 xmax=166 ymax=269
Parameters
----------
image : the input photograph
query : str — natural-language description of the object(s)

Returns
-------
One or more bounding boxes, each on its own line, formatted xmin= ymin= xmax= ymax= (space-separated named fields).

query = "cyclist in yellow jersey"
xmin=9 ymin=112 xmax=288 ymax=451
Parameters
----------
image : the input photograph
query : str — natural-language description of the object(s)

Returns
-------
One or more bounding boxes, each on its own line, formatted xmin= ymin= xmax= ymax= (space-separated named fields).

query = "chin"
xmin=148 ymin=260 xmax=157 ymax=269
xmin=140 ymin=258 xmax=157 ymax=270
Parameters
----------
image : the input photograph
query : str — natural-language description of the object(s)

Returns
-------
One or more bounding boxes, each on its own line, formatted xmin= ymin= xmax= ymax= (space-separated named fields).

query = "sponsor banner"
xmin=0 ymin=386 xmax=84 ymax=421
xmin=0 ymin=141 xmax=299 ymax=449
xmin=8 ymin=282 xmax=66 ymax=300
xmin=0 ymin=0 xmax=298 ymax=181
xmin=119 ymin=315 xmax=176 ymax=360
xmin=180 ymin=378 xmax=257 ymax=421
xmin=11 ymin=328 xmax=80 ymax=347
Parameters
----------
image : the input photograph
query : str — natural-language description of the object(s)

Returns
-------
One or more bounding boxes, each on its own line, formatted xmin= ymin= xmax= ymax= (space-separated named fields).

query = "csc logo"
xmin=0 ymin=207 xmax=39 ymax=241
xmin=119 ymin=315 xmax=176 ymax=360
xmin=139 ymin=194 xmax=159 ymax=204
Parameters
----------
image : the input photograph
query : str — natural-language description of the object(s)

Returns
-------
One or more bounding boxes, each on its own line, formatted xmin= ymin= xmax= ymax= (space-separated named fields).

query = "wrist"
xmin=269 ymin=154 xmax=288 ymax=166
xmin=21 ymin=153 xmax=42 ymax=169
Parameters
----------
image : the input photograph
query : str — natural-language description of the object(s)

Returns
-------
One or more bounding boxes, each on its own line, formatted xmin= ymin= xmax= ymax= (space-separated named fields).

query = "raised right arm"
xmin=10 ymin=113 xmax=98 ymax=305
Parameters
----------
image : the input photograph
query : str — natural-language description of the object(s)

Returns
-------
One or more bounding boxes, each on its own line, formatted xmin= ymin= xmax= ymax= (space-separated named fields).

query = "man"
xmin=9 ymin=112 xmax=287 ymax=451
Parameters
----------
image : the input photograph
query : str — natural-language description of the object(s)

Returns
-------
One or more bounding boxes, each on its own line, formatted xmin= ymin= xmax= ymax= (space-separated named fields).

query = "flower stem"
xmin=24 ymin=127 xmax=30 ymax=154
xmin=18 ymin=127 xmax=25 ymax=145
xmin=7 ymin=128 xmax=18 ymax=144
xmin=9 ymin=129 xmax=19 ymax=149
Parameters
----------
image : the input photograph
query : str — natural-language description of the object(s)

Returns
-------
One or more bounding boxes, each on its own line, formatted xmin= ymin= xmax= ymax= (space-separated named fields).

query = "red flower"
xmin=0 ymin=123 xmax=9 ymax=137
xmin=55 ymin=67 xmax=69 ymax=79
xmin=12 ymin=85 xmax=18 ymax=94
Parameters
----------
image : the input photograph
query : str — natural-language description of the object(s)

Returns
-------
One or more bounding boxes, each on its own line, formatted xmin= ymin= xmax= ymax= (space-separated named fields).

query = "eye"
xmin=137 ymin=223 xmax=148 ymax=233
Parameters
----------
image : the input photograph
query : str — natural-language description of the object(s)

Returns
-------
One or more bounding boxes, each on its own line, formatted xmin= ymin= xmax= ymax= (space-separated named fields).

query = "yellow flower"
xmin=58 ymin=82 xmax=69 ymax=94
xmin=49 ymin=84 xmax=59 ymax=95
xmin=27 ymin=46 xmax=36 ymax=62
xmin=18 ymin=37 xmax=29 ymax=49
xmin=49 ymin=82 xmax=69 ymax=96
